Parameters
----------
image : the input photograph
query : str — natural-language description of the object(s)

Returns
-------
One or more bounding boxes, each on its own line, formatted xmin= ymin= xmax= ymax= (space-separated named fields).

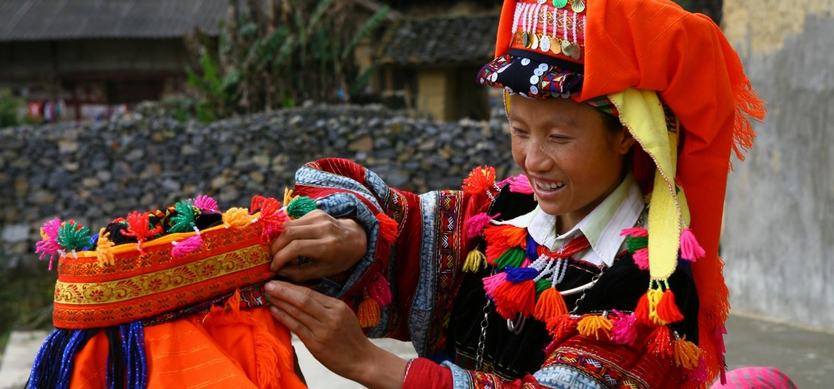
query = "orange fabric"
xmin=68 ymin=307 xmax=306 ymax=389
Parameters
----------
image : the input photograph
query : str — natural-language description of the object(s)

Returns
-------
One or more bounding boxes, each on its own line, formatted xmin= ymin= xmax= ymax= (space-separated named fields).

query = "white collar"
xmin=496 ymin=174 xmax=644 ymax=267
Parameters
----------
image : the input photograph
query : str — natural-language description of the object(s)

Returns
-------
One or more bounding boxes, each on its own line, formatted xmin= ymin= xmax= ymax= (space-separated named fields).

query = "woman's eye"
xmin=511 ymin=127 xmax=529 ymax=137
xmin=548 ymin=134 xmax=571 ymax=142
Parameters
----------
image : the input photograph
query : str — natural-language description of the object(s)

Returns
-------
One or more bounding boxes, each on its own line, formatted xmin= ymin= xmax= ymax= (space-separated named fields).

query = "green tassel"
xmin=57 ymin=222 xmax=92 ymax=251
xmin=287 ymin=196 xmax=317 ymax=219
xmin=495 ymin=247 xmax=525 ymax=269
xmin=169 ymin=200 xmax=197 ymax=233
xmin=535 ymin=278 xmax=551 ymax=296
xmin=626 ymin=236 xmax=648 ymax=253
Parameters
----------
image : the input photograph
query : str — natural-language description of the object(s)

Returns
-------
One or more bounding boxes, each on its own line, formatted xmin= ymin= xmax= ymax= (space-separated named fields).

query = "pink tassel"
xmin=679 ymin=228 xmax=705 ymax=262
xmin=482 ymin=272 xmax=507 ymax=299
xmin=194 ymin=195 xmax=219 ymax=213
xmin=368 ymin=275 xmax=392 ymax=306
xmin=498 ymin=175 xmax=533 ymax=194
xmin=684 ymin=356 xmax=708 ymax=384
xmin=620 ymin=227 xmax=648 ymax=237
xmin=35 ymin=218 xmax=63 ymax=270
xmin=465 ymin=212 xmax=500 ymax=240
xmin=172 ymin=234 xmax=203 ymax=258
xmin=611 ymin=311 xmax=639 ymax=346
xmin=632 ymin=248 xmax=649 ymax=270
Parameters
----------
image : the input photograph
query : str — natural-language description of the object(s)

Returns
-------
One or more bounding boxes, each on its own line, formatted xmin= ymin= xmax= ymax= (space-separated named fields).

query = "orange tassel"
xmin=493 ymin=279 xmax=536 ymax=319
xmin=634 ymin=292 xmax=652 ymax=325
xmin=534 ymin=288 xmax=568 ymax=322
xmin=656 ymin=289 xmax=685 ymax=324
xmin=546 ymin=315 xmax=577 ymax=343
xmin=647 ymin=326 xmax=674 ymax=359
xmin=462 ymin=166 xmax=497 ymax=196
xmin=484 ymin=225 xmax=528 ymax=262
xmin=357 ymin=297 xmax=380 ymax=328
xmin=674 ymin=338 xmax=702 ymax=370
xmin=577 ymin=315 xmax=613 ymax=340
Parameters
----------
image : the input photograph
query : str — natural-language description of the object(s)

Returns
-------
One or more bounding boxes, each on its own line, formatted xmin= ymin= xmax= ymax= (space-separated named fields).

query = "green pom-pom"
xmin=495 ymin=247 xmax=525 ymax=269
xmin=286 ymin=196 xmax=317 ymax=219
xmin=625 ymin=236 xmax=648 ymax=253
xmin=169 ymin=200 xmax=197 ymax=233
xmin=535 ymin=278 xmax=551 ymax=296
xmin=57 ymin=222 xmax=92 ymax=252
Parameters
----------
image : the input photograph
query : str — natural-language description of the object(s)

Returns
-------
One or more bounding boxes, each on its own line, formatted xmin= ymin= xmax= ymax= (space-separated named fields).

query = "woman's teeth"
xmin=535 ymin=180 xmax=565 ymax=192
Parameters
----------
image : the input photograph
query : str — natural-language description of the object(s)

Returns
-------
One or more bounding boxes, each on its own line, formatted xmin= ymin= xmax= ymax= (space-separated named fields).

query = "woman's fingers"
xmin=264 ymin=281 xmax=330 ymax=317
xmin=269 ymin=238 xmax=327 ymax=272
xmin=275 ymin=260 xmax=326 ymax=282
xmin=269 ymin=305 xmax=313 ymax=340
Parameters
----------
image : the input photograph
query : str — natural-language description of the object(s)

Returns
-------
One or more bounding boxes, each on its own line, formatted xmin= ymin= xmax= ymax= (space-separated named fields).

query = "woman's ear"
xmin=615 ymin=128 xmax=637 ymax=155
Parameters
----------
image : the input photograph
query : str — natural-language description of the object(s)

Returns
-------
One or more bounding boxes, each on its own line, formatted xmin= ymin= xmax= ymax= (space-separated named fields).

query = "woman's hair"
xmin=601 ymin=112 xmax=624 ymax=133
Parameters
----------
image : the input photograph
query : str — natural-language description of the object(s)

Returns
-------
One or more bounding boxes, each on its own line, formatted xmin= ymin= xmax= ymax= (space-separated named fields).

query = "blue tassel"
xmin=105 ymin=328 xmax=124 ymax=389
xmin=525 ymin=234 xmax=538 ymax=260
xmin=505 ymin=266 xmax=539 ymax=283
xmin=119 ymin=321 xmax=148 ymax=389
xmin=28 ymin=329 xmax=72 ymax=388
xmin=56 ymin=330 xmax=96 ymax=389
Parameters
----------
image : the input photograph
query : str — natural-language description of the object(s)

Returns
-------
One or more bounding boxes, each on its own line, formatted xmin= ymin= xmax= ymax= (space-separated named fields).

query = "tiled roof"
xmin=377 ymin=15 xmax=498 ymax=66
xmin=0 ymin=0 xmax=226 ymax=41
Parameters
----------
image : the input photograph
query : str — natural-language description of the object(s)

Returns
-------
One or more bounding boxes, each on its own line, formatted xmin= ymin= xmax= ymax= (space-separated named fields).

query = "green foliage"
xmin=0 ymin=89 xmax=24 ymax=127
xmin=185 ymin=0 xmax=389 ymax=120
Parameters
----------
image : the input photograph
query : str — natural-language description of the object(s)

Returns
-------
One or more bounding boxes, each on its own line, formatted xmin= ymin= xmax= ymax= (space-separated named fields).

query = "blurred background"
xmin=0 ymin=0 xmax=831 ymax=387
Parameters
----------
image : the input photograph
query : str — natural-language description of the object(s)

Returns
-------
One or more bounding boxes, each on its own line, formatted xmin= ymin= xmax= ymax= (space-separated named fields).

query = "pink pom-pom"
xmin=498 ymin=175 xmax=533 ymax=194
xmin=35 ymin=218 xmax=63 ymax=270
xmin=620 ymin=227 xmax=648 ymax=237
xmin=464 ymin=212 xmax=500 ymax=240
xmin=611 ymin=311 xmax=639 ymax=346
xmin=482 ymin=272 xmax=507 ymax=299
xmin=632 ymin=248 xmax=649 ymax=270
xmin=171 ymin=234 xmax=203 ymax=258
xmin=368 ymin=275 xmax=393 ymax=306
xmin=193 ymin=195 xmax=220 ymax=214
xmin=679 ymin=228 xmax=705 ymax=262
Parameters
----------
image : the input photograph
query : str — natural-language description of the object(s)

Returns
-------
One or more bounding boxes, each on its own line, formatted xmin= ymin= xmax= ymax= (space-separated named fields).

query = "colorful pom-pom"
xmin=673 ymin=338 xmax=702 ymax=370
xmin=534 ymin=288 xmax=568 ymax=322
xmin=124 ymin=211 xmax=163 ymax=245
xmin=35 ymin=218 xmax=63 ymax=270
xmin=169 ymin=201 xmax=197 ymax=233
xmin=357 ymin=297 xmax=381 ymax=328
xmin=223 ymin=207 xmax=253 ymax=228
xmin=482 ymin=272 xmax=507 ymax=298
xmin=375 ymin=212 xmax=399 ymax=249
xmin=634 ymin=292 xmax=652 ymax=325
xmin=620 ymin=227 xmax=648 ymax=237
xmin=492 ymin=279 xmax=536 ymax=319
xmin=611 ymin=311 xmax=639 ymax=346
xmin=462 ymin=166 xmax=497 ymax=196
xmin=625 ymin=235 xmax=648 ymax=253
xmin=497 ymin=174 xmax=533 ymax=194
xmin=57 ymin=221 xmax=92 ymax=253
xmin=505 ymin=267 xmax=538 ymax=283
xmin=286 ymin=196 xmax=317 ymax=219
xmin=493 ymin=247 xmax=526 ymax=269
xmin=577 ymin=314 xmax=613 ymax=340
xmin=255 ymin=196 xmax=288 ymax=241
xmin=465 ymin=212 xmax=500 ymax=240
xmin=546 ymin=315 xmax=578 ymax=343
xmin=679 ymin=228 xmax=705 ymax=262
xmin=632 ymin=248 xmax=649 ymax=270
xmin=463 ymin=249 xmax=487 ymax=272
xmin=171 ymin=233 xmax=203 ymax=259
xmin=367 ymin=275 xmax=392 ymax=306
xmin=484 ymin=225 xmax=527 ymax=263
xmin=193 ymin=195 xmax=219 ymax=214
xmin=656 ymin=289 xmax=685 ymax=324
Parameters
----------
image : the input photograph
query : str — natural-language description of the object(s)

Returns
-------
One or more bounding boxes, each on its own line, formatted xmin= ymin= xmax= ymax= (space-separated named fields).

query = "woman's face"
xmin=508 ymin=94 xmax=634 ymax=228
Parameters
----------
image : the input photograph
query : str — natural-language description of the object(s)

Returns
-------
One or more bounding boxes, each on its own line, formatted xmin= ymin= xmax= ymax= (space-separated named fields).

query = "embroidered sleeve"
xmin=292 ymin=158 xmax=496 ymax=354
xmin=403 ymin=357 xmax=588 ymax=389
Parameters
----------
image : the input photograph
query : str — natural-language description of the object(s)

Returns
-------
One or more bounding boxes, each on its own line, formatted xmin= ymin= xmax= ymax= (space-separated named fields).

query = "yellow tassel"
xmin=283 ymin=187 xmax=296 ymax=208
xmin=463 ymin=249 xmax=486 ymax=272
xmin=223 ymin=207 xmax=253 ymax=228
xmin=95 ymin=228 xmax=115 ymax=267
xmin=533 ymin=288 xmax=568 ymax=322
xmin=358 ymin=297 xmax=380 ymax=328
xmin=647 ymin=288 xmax=667 ymax=325
xmin=577 ymin=315 xmax=613 ymax=340
xmin=673 ymin=338 xmax=702 ymax=369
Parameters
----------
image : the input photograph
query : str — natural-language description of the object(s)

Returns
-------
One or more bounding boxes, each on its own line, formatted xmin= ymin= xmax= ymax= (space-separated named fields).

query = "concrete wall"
xmin=722 ymin=0 xmax=834 ymax=332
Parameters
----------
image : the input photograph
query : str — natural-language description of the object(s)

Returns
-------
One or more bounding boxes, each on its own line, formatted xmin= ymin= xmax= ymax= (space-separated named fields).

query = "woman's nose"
xmin=524 ymin=142 xmax=553 ymax=174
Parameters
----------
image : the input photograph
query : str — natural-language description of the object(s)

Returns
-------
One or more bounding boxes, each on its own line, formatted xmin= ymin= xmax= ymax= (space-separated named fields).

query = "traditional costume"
xmin=291 ymin=0 xmax=765 ymax=387
xmin=29 ymin=194 xmax=315 ymax=388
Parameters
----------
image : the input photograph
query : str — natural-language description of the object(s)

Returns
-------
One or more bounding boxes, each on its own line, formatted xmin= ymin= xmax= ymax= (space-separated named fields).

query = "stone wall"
xmin=722 ymin=0 xmax=834 ymax=332
xmin=0 ymin=104 xmax=514 ymax=269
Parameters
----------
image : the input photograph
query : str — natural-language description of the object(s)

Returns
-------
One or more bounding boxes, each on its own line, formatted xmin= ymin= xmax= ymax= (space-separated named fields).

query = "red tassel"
xmin=376 ymin=213 xmax=399 ymax=248
xmin=124 ymin=211 xmax=162 ymax=245
xmin=656 ymin=289 xmax=685 ymax=324
xmin=634 ymin=292 xmax=652 ymax=325
xmin=533 ymin=288 xmax=568 ymax=322
xmin=254 ymin=196 xmax=287 ymax=241
xmin=462 ymin=166 xmax=497 ymax=196
xmin=647 ymin=326 xmax=674 ymax=359
xmin=367 ymin=274 xmax=392 ymax=306
xmin=546 ymin=315 xmax=577 ymax=344
xmin=358 ymin=297 xmax=380 ymax=328
xmin=493 ymin=279 xmax=536 ymax=319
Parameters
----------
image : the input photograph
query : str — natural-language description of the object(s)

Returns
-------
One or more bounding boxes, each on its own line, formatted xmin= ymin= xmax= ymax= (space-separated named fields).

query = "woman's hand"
xmin=270 ymin=210 xmax=367 ymax=282
xmin=264 ymin=281 xmax=407 ymax=389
